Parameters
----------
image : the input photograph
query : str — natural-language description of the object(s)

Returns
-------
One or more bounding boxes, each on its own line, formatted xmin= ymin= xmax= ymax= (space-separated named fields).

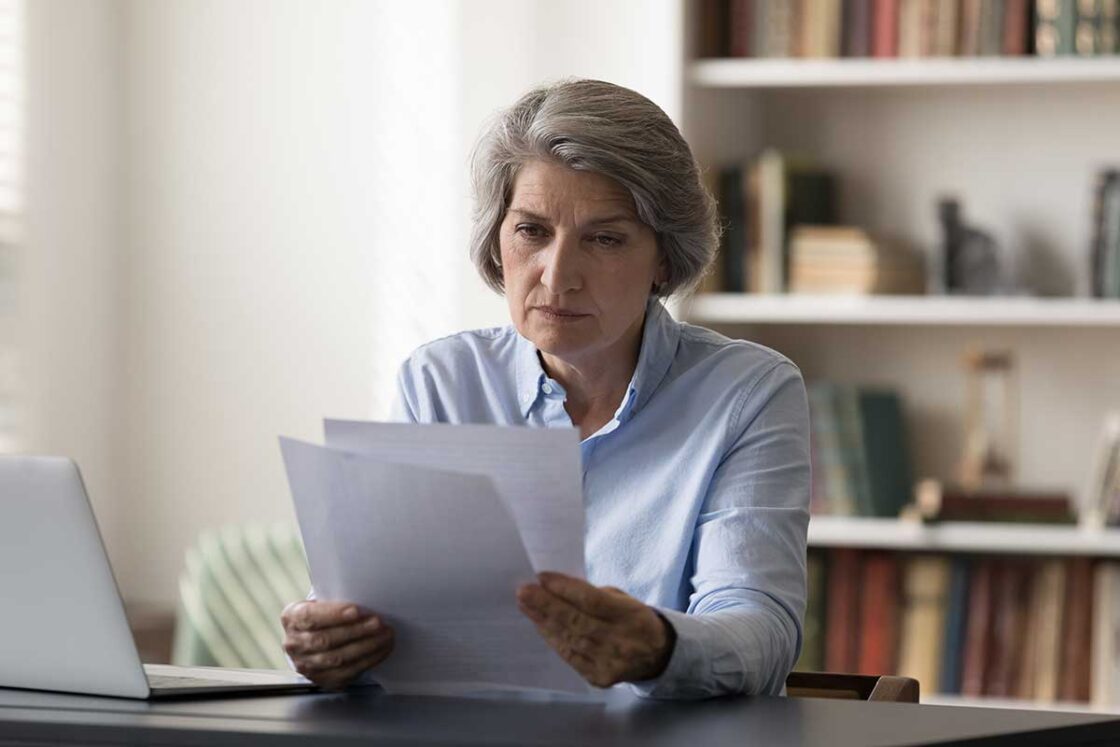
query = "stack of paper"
xmin=279 ymin=420 xmax=588 ymax=695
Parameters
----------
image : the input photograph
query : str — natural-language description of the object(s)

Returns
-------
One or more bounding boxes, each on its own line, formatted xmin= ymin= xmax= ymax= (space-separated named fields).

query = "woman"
xmin=282 ymin=79 xmax=810 ymax=699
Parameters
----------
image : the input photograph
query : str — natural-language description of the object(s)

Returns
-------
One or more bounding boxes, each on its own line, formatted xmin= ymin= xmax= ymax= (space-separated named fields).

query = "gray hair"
xmin=469 ymin=79 xmax=718 ymax=297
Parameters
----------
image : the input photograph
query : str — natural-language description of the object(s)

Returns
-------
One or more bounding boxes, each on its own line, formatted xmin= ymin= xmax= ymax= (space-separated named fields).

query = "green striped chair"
xmin=172 ymin=523 xmax=310 ymax=669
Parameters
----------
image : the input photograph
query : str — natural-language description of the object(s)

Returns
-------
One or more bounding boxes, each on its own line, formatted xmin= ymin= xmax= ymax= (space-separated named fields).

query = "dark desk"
xmin=2 ymin=686 xmax=1119 ymax=747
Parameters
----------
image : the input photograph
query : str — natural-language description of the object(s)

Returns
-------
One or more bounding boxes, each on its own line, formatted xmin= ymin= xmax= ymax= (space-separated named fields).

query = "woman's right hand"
xmin=281 ymin=600 xmax=395 ymax=690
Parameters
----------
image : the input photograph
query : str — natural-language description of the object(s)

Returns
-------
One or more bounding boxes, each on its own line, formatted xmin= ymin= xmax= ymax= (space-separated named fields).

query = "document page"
xmin=279 ymin=437 xmax=588 ymax=695
xmin=323 ymin=420 xmax=586 ymax=578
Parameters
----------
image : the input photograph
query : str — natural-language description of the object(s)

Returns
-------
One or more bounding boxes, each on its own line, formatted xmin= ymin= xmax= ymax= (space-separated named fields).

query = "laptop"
xmin=0 ymin=455 xmax=316 ymax=699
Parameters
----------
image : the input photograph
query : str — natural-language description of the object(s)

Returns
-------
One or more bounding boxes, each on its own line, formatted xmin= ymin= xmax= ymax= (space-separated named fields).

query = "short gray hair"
xmin=469 ymin=79 xmax=718 ymax=297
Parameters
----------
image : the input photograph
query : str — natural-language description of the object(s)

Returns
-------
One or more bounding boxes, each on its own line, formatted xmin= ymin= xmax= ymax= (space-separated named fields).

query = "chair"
xmin=786 ymin=672 xmax=920 ymax=703
xmin=171 ymin=523 xmax=310 ymax=669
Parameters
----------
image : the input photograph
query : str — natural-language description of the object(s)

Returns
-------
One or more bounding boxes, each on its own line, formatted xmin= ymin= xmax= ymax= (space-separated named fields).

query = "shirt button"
xmin=542 ymin=383 xmax=553 ymax=395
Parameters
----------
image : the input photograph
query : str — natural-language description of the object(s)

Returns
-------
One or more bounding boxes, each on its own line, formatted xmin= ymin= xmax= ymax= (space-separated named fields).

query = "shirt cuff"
xmin=626 ymin=607 xmax=713 ymax=699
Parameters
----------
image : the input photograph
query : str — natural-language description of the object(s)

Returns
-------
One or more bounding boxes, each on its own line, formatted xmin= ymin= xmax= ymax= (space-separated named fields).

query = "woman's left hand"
xmin=516 ymin=572 xmax=675 ymax=688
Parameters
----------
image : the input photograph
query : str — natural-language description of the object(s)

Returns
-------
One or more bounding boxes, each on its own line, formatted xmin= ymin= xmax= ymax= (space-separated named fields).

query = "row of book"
xmin=799 ymin=549 xmax=1120 ymax=704
xmin=807 ymin=383 xmax=915 ymax=517
xmin=698 ymin=0 xmax=1120 ymax=59
xmin=1091 ymin=170 xmax=1120 ymax=299
xmin=707 ymin=151 xmax=927 ymax=296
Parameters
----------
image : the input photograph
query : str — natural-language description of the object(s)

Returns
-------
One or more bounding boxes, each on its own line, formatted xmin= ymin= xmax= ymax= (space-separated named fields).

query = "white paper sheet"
xmin=279 ymin=437 xmax=588 ymax=695
xmin=323 ymin=420 xmax=586 ymax=578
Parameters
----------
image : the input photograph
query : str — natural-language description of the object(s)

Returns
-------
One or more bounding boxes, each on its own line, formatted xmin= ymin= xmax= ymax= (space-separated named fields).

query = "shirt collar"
xmin=513 ymin=298 xmax=681 ymax=421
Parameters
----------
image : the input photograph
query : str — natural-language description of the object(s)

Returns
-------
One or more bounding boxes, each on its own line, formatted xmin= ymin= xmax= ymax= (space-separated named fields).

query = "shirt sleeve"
xmin=629 ymin=360 xmax=811 ymax=699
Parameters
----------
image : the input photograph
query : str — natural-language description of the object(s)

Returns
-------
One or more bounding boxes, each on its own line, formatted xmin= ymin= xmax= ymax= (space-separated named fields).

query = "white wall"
xmin=116 ymin=0 xmax=470 ymax=604
xmin=22 ymin=0 xmax=125 ymax=562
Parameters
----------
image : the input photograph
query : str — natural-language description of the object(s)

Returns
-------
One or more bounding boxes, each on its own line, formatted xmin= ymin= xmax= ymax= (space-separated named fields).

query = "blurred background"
xmin=4 ymin=0 xmax=1120 ymax=711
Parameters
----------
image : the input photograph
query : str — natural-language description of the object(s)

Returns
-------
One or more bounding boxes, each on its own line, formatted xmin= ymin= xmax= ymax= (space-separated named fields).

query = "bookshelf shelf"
xmin=691 ymin=57 xmax=1120 ymax=89
xmin=808 ymin=516 xmax=1120 ymax=557
xmin=685 ymin=294 xmax=1120 ymax=327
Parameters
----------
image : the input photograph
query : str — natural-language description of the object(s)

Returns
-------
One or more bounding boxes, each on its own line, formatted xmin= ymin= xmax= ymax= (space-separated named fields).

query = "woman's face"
xmin=499 ymin=160 xmax=666 ymax=366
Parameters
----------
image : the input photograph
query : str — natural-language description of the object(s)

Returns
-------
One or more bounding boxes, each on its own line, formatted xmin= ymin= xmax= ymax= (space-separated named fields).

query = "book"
xmin=1075 ymin=0 xmax=1103 ymax=56
xmin=1092 ymin=562 xmax=1120 ymax=706
xmin=872 ymin=0 xmax=901 ymax=56
xmin=986 ymin=560 xmax=1032 ymax=697
xmin=1093 ymin=172 xmax=1120 ymax=299
xmin=1102 ymin=0 xmax=1119 ymax=53
xmin=912 ymin=481 xmax=1077 ymax=524
xmin=1003 ymin=0 xmax=1031 ymax=54
xmin=697 ymin=0 xmax=731 ymax=57
xmin=899 ymin=0 xmax=925 ymax=56
xmin=834 ymin=385 xmax=876 ymax=516
xmin=1058 ymin=558 xmax=1095 ymax=702
xmin=1035 ymin=0 xmax=1077 ymax=55
xmin=959 ymin=0 xmax=983 ymax=55
xmin=897 ymin=555 xmax=951 ymax=692
xmin=1030 ymin=559 xmax=1068 ymax=702
xmin=934 ymin=0 xmax=960 ymax=55
xmin=858 ymin=390 xmax=914 ymax=518
xmin=718 ymin=164 xmax=747 ymax=293
xmin=979 ymin=0 xmax=1006 ymax=55
xmin=939 ymin=556 xmax=971 ymax=695
xmin=808 ymin=383 xmax=859 ymax=515
xmin=825 ymin=549 xmax=863 ymax=673
xmin=801 ymin=0 xmax=843 ymax=57
xmin=789 ymin=227 xmax=926 ymax=295
xmin=729 ymin=0 xmax=754 ymax=57
xmin=960 ymin=559 xmax=996 ymax=696
xmin=755 ymin=0 xmax=798 ymax=57
xmin=843 ymin=0 xmax=875 ymax=56
xmin=796 ymin=551 xmax=827 ymax=671
xmin=858 ymin=552 xmax=902 ymax=676
xmin=749 ymin=151 xmax=837 ymax=293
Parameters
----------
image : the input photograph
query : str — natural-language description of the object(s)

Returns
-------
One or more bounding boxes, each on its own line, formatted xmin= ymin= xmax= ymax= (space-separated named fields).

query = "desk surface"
xmin=2 ymin=686 xmax=1120 ymax=747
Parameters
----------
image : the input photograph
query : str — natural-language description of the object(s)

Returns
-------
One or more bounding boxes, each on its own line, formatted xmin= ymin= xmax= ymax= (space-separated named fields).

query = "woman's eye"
xmin=592 ymin=234 xmax=622 ymax=248
xmin=515 ymin=224 xmax=546 ymax=239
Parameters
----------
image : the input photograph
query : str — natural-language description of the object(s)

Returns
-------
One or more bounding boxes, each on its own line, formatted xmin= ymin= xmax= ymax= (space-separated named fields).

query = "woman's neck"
xmin=539 ymin=313 xmax=646 ymax=438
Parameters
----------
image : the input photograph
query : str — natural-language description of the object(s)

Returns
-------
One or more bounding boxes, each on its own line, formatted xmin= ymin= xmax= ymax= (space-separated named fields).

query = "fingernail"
xmin=343 ymin=606 xmax=358 ymax=620
xmin=367 ymin=616 xmax=381 ymax=631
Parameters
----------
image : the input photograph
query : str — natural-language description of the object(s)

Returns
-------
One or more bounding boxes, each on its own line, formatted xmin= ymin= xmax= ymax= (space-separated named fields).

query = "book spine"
xmin=935 ymin=0 xmax=960 ymax=55
xmin=873 ymin=0 xmax=901 ymax=56
xmin=939 ymin=557 xmax=971 ymax=694
xmin=961 ymin=559 xmax=995 ymax=696
xmin=1035 ymin=0 xmax=1077 ymax=56
xmin=1058 ymin=558 xmax=1095 ymax=702
xmin=845 ymin=0 xmax=875 ymax=55
xmin=1076 ymin=0 xmax=1103 ymax=55
xmin=858 ymin=552 xmax=901 ymax=676
xmin=899 ymin=0 xmax=925 ymax=56
xmin=729 ymin=0 xmax=754 ymax=56
xmin=1003 ymin=0 xmax=1031 ymax=54
xmin=825 ymin=549 xmax=863 ymax=673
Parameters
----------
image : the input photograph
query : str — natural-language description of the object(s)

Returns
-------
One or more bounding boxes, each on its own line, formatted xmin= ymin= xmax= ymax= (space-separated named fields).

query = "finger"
xmin=285 ymin=615 xmax=385 ymax=656
xmin=282 ymin=600 xmax=368 ymax=632
xmin=297 ymin=627 xmax=394 ymax=673
xmin=315 ymin=634 xmax=396 ymax=691
xmin=537 ymin=572 xmax=635 ymax=621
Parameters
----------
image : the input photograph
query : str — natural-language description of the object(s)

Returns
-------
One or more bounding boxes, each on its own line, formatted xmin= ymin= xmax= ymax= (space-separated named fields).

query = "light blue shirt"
xmin=392 ymin=299 xmax=811 ymax=699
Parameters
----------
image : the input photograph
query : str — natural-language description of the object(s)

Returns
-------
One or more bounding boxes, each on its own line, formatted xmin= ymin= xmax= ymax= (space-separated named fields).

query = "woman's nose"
xmin=540 ymin=234 xmax=582 ymax=294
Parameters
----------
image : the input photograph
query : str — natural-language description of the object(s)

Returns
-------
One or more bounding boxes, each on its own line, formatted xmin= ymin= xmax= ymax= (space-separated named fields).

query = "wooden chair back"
xmin=786 ymin=672 xmax=920 ymax=703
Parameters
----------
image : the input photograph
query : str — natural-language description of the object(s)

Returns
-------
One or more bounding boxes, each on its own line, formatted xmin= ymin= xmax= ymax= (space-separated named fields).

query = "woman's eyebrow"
xmin=508 ymin=208 xmax=637 ymax=227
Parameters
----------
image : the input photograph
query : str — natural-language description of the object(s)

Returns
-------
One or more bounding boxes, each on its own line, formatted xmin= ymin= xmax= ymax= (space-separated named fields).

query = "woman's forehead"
xmin=509 ymin=160 xmax=637 ymax=220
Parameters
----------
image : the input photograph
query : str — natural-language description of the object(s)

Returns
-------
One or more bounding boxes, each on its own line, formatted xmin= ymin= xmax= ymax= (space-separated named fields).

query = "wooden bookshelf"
xmin=692 ymin=57 xmax=1120 ymax=89
xmin=685 ymin=294 xmax=1120 ymax=327
xmin=808 ymin=516 xmax=1120 ymax=557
